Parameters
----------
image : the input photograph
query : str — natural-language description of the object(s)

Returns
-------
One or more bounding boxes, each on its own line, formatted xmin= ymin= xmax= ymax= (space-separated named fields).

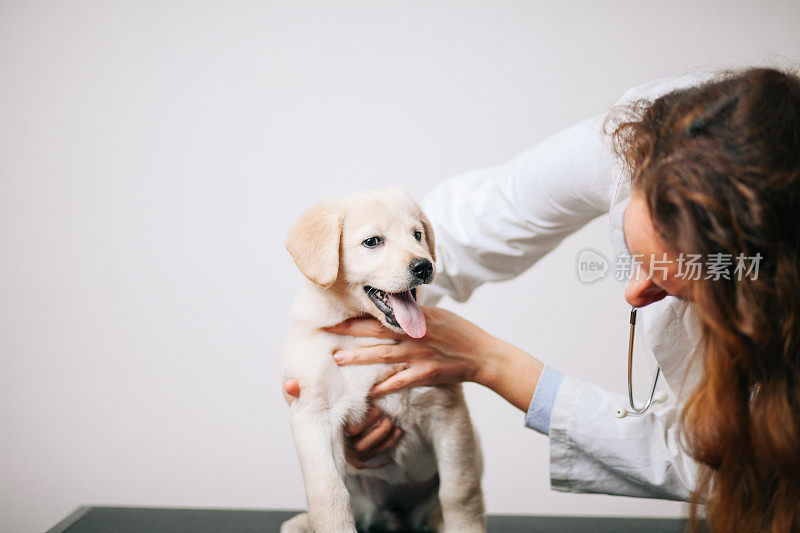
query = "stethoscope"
xmin=614 ymin=308 xmax=668 ymax=418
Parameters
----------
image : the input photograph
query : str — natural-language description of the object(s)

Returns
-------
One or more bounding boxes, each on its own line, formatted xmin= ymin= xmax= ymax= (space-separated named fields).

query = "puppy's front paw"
xmin=280 ymin=512 xmax=312 ymax=533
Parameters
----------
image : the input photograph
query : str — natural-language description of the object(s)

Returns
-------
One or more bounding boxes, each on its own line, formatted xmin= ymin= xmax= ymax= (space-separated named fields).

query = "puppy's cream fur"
xmin=282 ymin=188 xmax=484 ymax=532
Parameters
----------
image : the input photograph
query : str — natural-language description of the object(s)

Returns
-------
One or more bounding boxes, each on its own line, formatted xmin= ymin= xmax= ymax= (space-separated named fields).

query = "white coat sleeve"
xmin=548 ymin=376 xmax=697 ymax=501
xmin=420 ymin=114 xmax=619 ymax=304
xmin=421 ymin=72 xmax=716 ymax=304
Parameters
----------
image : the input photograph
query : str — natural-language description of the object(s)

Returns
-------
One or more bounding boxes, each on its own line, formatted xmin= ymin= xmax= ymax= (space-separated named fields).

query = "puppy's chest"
xmin=333 ymin=336 xmax=399 ymax=392
xmin=296 ymin=334 xmax=396 ymax=406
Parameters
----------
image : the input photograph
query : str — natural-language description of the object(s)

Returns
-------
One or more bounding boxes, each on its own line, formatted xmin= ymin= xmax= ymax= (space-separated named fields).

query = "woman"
xmin=285 ymin=67 xmax=800 ymax=531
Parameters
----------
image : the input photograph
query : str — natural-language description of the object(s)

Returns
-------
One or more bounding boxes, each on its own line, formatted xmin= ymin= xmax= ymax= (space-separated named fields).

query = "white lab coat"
xmin=421 ymin=73 xmax=717 ymax=501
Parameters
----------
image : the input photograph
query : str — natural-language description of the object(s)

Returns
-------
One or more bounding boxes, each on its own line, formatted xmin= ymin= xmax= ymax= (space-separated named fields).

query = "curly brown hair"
xmin=612 ymin=68 xmax=800 ymax=532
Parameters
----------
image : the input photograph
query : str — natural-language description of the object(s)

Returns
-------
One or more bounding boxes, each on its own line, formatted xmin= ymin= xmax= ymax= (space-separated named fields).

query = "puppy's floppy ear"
xmin=419 ymin=209 xmax=436 ymax=262
xmin=285 ymin=199 xmax=344 ymax=288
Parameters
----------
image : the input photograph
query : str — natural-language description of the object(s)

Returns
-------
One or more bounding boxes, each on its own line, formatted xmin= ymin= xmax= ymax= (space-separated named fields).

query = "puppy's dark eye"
xmin=414 ymin=231 xmax=422 ymax=241
xmin=362 ymin=236 xmax=383 ymax=248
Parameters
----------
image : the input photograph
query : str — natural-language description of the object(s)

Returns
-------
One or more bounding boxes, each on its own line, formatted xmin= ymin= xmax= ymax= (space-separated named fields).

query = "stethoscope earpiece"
xmin=615 ymin=391 xmax=667 ymax=419
xmin=653 ymin=390 xmax=669 ymax=404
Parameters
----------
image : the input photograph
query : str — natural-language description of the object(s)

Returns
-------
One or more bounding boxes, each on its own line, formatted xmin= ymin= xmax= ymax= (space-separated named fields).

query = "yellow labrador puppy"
xmin=281 ymin=188 xmax=484 ymax=533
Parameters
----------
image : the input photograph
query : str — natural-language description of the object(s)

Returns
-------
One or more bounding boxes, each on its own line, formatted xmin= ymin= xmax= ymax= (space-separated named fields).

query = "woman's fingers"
xmin=369 ymin=366 xmax=435 ymax=399
xmin=350 ymin=416 xmax=395 ymax=453
xmin=284 ymin=378 xmax=300 ymax=398
xmin=324 ymin=317 xmax=402 ymax=339
xmin=334 ymin=342 xmax=414 ymax=366
xmin=283 ymin=378 xmax=300 ymax=405
xmin=368 ymin=426 xmax=404 ymax=456
xmin=346 ymin=414 xmax=404 ymax=468
xmin=345 ymin=406 xmax=383 ymax=436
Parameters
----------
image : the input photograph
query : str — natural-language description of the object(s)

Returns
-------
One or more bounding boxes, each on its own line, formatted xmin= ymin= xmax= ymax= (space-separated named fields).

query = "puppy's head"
xmin=285 ymin=187 xmax=435 ymax=338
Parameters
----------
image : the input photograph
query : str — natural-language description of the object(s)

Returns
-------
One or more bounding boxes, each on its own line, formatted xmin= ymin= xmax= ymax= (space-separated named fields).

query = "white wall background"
xmin=2 ymin=1 xmax=799 ymax=531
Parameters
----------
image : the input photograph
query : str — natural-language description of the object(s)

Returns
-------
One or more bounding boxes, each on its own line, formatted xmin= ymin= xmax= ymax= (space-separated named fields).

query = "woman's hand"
xmin=326 ymin=306 xmax=544 ymax=411
xmin=282 ymin=306 xmax=543 ymax=471
xmin=326 ymin=306 xmax=497 ymax=398
xmin=283 ymin=379 xmax=404 ymax=469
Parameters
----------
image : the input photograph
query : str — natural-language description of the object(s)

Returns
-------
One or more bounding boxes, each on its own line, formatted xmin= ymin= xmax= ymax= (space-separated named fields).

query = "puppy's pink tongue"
xmin=387 ymin=291 xmax=426 ymax=338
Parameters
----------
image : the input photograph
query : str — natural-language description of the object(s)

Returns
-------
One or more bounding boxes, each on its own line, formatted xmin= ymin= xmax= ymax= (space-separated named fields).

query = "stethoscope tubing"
xmin=626 ymin=308 xmax=661 ymax=416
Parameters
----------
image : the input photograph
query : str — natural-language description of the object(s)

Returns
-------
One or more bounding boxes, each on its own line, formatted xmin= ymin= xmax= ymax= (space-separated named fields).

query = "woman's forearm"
xmin=473 ymin=336 xmax=544 ymax=412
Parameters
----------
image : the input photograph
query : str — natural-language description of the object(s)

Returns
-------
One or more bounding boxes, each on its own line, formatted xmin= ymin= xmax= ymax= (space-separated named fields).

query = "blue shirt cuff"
xmin=524 ymin=365 xmax=564 ymax=436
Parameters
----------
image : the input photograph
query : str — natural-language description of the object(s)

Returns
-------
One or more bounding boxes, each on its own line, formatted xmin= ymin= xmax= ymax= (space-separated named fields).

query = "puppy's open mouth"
xmin=364 ymin=286 xmax=426 ymax=338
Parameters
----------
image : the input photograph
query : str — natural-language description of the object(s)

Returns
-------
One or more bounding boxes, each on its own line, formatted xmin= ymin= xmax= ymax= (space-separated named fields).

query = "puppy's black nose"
xmin=409 ymin=258 xmax=433 ymax=283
